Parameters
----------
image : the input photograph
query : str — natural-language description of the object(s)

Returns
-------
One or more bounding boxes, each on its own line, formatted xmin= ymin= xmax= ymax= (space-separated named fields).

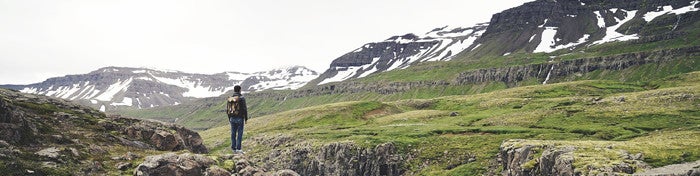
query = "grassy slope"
xmin=201 ymin=72 xmax=700 ymax=175
xmin=117 ymin=13 xmax=700 ymax=132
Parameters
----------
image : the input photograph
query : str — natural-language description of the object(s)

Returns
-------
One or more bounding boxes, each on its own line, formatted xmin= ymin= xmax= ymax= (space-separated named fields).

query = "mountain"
xmin=0 ymin=66 xmax=318 ymax=112
xmin=310 ymin=0 xmax=700 ymax=85
xmin=309 ymin=23 xmax=488 ymax=85
xmin=471 ymin=0 xmax=700 ymax=56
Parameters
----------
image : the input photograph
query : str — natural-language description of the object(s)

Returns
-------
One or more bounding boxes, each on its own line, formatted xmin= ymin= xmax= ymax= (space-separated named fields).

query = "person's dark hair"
xmin=234 ymin=85 xmax=242 ymax=93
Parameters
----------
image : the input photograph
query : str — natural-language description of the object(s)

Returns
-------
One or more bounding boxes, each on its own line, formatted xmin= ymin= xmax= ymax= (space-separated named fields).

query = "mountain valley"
xmin=1 ymin=0 xmax=700 ymax=175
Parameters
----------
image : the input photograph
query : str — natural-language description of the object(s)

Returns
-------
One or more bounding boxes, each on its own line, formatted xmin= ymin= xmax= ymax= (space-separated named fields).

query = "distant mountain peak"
xmin=0 ymin=66 xmax=319 ymax=112
xmin=310 ymin=23 xmax=489 ymax=85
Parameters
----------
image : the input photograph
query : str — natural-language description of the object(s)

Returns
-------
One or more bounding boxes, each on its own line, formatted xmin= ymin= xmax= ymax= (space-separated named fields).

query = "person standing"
xmin=226 ymin=85 xmax=248 ymax=154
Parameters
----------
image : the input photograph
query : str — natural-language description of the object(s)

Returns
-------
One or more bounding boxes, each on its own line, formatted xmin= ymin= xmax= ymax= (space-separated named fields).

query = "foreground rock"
xmin=105 ymin=115 xmax=209 ymax=154
xmin=634 ymin=160 xmax=700 ymax=176
xmin=135 ymin=152 xmax=300 ymax=176
xmin=246 ymin=135 xmax=403 ymax=176
xmin=0 ymin=88 xmax=208 ymax=175
xmin=500 ymin=139 xmax=649 ymax=176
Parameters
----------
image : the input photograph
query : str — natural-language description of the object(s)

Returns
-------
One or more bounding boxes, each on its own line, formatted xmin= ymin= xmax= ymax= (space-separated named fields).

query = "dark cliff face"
xmin=471 ymin=0 xmax=697 ymax=56
xmin=245 ymin=135 xmax=403 ymax=176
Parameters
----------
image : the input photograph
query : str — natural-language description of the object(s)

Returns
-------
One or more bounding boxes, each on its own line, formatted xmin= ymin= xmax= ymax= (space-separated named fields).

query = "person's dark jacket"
xmin=227 ymin=92 xmax=248 ymax=121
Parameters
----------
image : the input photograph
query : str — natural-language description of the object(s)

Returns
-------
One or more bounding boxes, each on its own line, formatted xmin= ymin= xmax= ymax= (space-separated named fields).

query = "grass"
xmin=198 ymin=71 xmax=700 ymax=175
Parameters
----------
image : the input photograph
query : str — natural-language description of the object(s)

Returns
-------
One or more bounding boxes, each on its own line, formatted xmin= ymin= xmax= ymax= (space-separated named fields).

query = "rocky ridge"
xmin=0 ymin=66 xmax=318 ymax=112
xmin=499 ymin=139 xmax=649 ymax=176
xmin=0 ymin=88 xmax=208 ymax=175
xmin=252 ymin=46 xmax=699 ymax=100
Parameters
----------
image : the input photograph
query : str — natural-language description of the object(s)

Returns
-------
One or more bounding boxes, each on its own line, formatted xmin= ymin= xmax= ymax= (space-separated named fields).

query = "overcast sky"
xmin=0 ymin=0 xmax=534 ymax=84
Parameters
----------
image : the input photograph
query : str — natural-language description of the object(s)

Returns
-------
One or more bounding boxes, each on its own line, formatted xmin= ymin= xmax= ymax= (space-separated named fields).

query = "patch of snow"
xmin=567 ymin=14 xmax=577 ymax=18
xmin=226 ymin=72 xmax=251 ymax=80
xmin=95 ymin=77 xmax=133 ymax=101
xmin=358 ymin=57 xmax=381 ymax=78
xmin=503 ymin=52 xmax=512 ymax=56
xmin=581 ymin=2 xmax=586 ymax=6
xmin=20 ymin=87 xmax=38 ymax=94
xmin=110 ymin=97 xmax=133 ymax=106
xmin=318 ymin=66 xmax=362 ymax=85
xmin=435 ymin=36 xmax=479 ymax=61
xmin=132 ymin=70 xmax=147 ymax=74
xmin=153 ymin=76 xmax=229 ymax=98
xmin=471 ymin=44 xmax=482 ymax=51
xmin=529 ymin=34 xmax=538 ymax=42
xmin=99 ymin=105 xmax=106 ymax=112
xmin=388 ymin=36 xmax=417 ymax=44
xmin=426 ymin=27 xmax=475 ymax=38
xmin=643 ymin=1 xmax=700 ymax=22
xmin=358 ymin=65 xmax=379 ymax=78
xmin=135 ymin=77 xmax=155 ymax=81
xmin=592 ymin=10 xmax=639 ymax=45
xmin=538 ymin=19 xmax=549 ymax=28
xmin=90 ymin=99 xmax=98 ymax=104
xmin=84 ymin=86 xmax=101 ymax=100
xmin=534 ymin=27 xmax=560 ymax=53
xmin=74 ymin=84 xmax=95 ymax=100
xmin=594 ymin=11 xmax=606 ymax=28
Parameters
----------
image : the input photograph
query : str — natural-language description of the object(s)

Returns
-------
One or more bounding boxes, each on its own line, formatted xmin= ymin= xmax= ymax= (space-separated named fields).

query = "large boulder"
xmin=136 ymin=153 xmax=300 ymax=176
xmin=108 ymin=115 xmax=208 ymax=154
xmin=134 ymin=153 xmax=216 ymax=176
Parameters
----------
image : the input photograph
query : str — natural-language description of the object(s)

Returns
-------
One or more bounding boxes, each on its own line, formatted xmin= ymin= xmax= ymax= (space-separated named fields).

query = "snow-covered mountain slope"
xmin=473 ymin=0 xmax=700 ymax=56
xmin=310 ymin=23 xmax=488 ymax=85
xmin=1 ymin=66 xmax=317 ymax=111
xmin=308 ymin=0 xmax=700 ymax=86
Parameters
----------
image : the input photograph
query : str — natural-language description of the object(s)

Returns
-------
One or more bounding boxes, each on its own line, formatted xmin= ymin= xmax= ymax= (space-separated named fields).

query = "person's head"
xmin=234 ymin=85 xmax=242 ymax=93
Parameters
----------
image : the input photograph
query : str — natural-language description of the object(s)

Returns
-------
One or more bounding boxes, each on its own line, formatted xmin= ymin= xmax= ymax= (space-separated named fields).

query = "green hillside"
xmin=200 ymin=72 xmax=700 ymax=175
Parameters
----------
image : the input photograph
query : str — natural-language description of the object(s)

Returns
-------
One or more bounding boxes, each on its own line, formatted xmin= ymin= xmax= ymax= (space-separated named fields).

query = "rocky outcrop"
xmin=135 ymin=152 xmax=301 ymax=176
xmin=246 ymin=135 xmax=403 ymax=176
xmin=634 ymin=160 xmax=700 ymax=176
xmin=134 ymin=153 xmax=218 ymax=176
xmin=456 ymin=46 xmax=700 ymax=86
xmin=0 ymin=88 xmax=209 ymax=175
xmin=500 ymin=139 xmax=649 ymax=176
xmin=105 ymin=115 xmax=209 ymax=154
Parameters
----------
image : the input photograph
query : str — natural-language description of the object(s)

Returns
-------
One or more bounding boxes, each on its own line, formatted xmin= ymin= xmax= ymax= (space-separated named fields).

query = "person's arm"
xmin=225 ymin=99 xmax=232 ymax=116
xmin=241 ymin=97 xmax=248 ymax=122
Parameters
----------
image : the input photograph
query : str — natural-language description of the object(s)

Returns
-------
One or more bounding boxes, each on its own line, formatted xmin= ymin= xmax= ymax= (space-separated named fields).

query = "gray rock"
xmin=35 ymin=147 xmax=60 ymax=159
xmin=134 ymin=152 xmax=216 ymax=176
xmin=273 ymin=170 xmax=301 ymax=176
xmin=204 ymin=166 xmax=231 ymax=176
xmin=251 ymin=138 xmax=403 ymax=176
xmin=116 ymin=162 xmax=132 ymax=171
xmin=150 ymin=130 xmax=178 ymax=151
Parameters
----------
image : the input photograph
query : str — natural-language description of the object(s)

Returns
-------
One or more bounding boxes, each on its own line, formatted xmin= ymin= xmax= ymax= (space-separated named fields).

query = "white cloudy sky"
xmin=0 ymin=0 xmax=533 ymax=84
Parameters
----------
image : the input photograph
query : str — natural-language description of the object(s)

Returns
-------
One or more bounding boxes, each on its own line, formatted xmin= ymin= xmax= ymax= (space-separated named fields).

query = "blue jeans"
xmin=229 ymin=117 xmax=244 ymax=150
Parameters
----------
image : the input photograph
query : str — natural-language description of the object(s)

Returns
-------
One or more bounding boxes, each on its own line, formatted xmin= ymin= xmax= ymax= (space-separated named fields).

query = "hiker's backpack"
xmin=227 ymin=95 xmax=242 ymax=116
